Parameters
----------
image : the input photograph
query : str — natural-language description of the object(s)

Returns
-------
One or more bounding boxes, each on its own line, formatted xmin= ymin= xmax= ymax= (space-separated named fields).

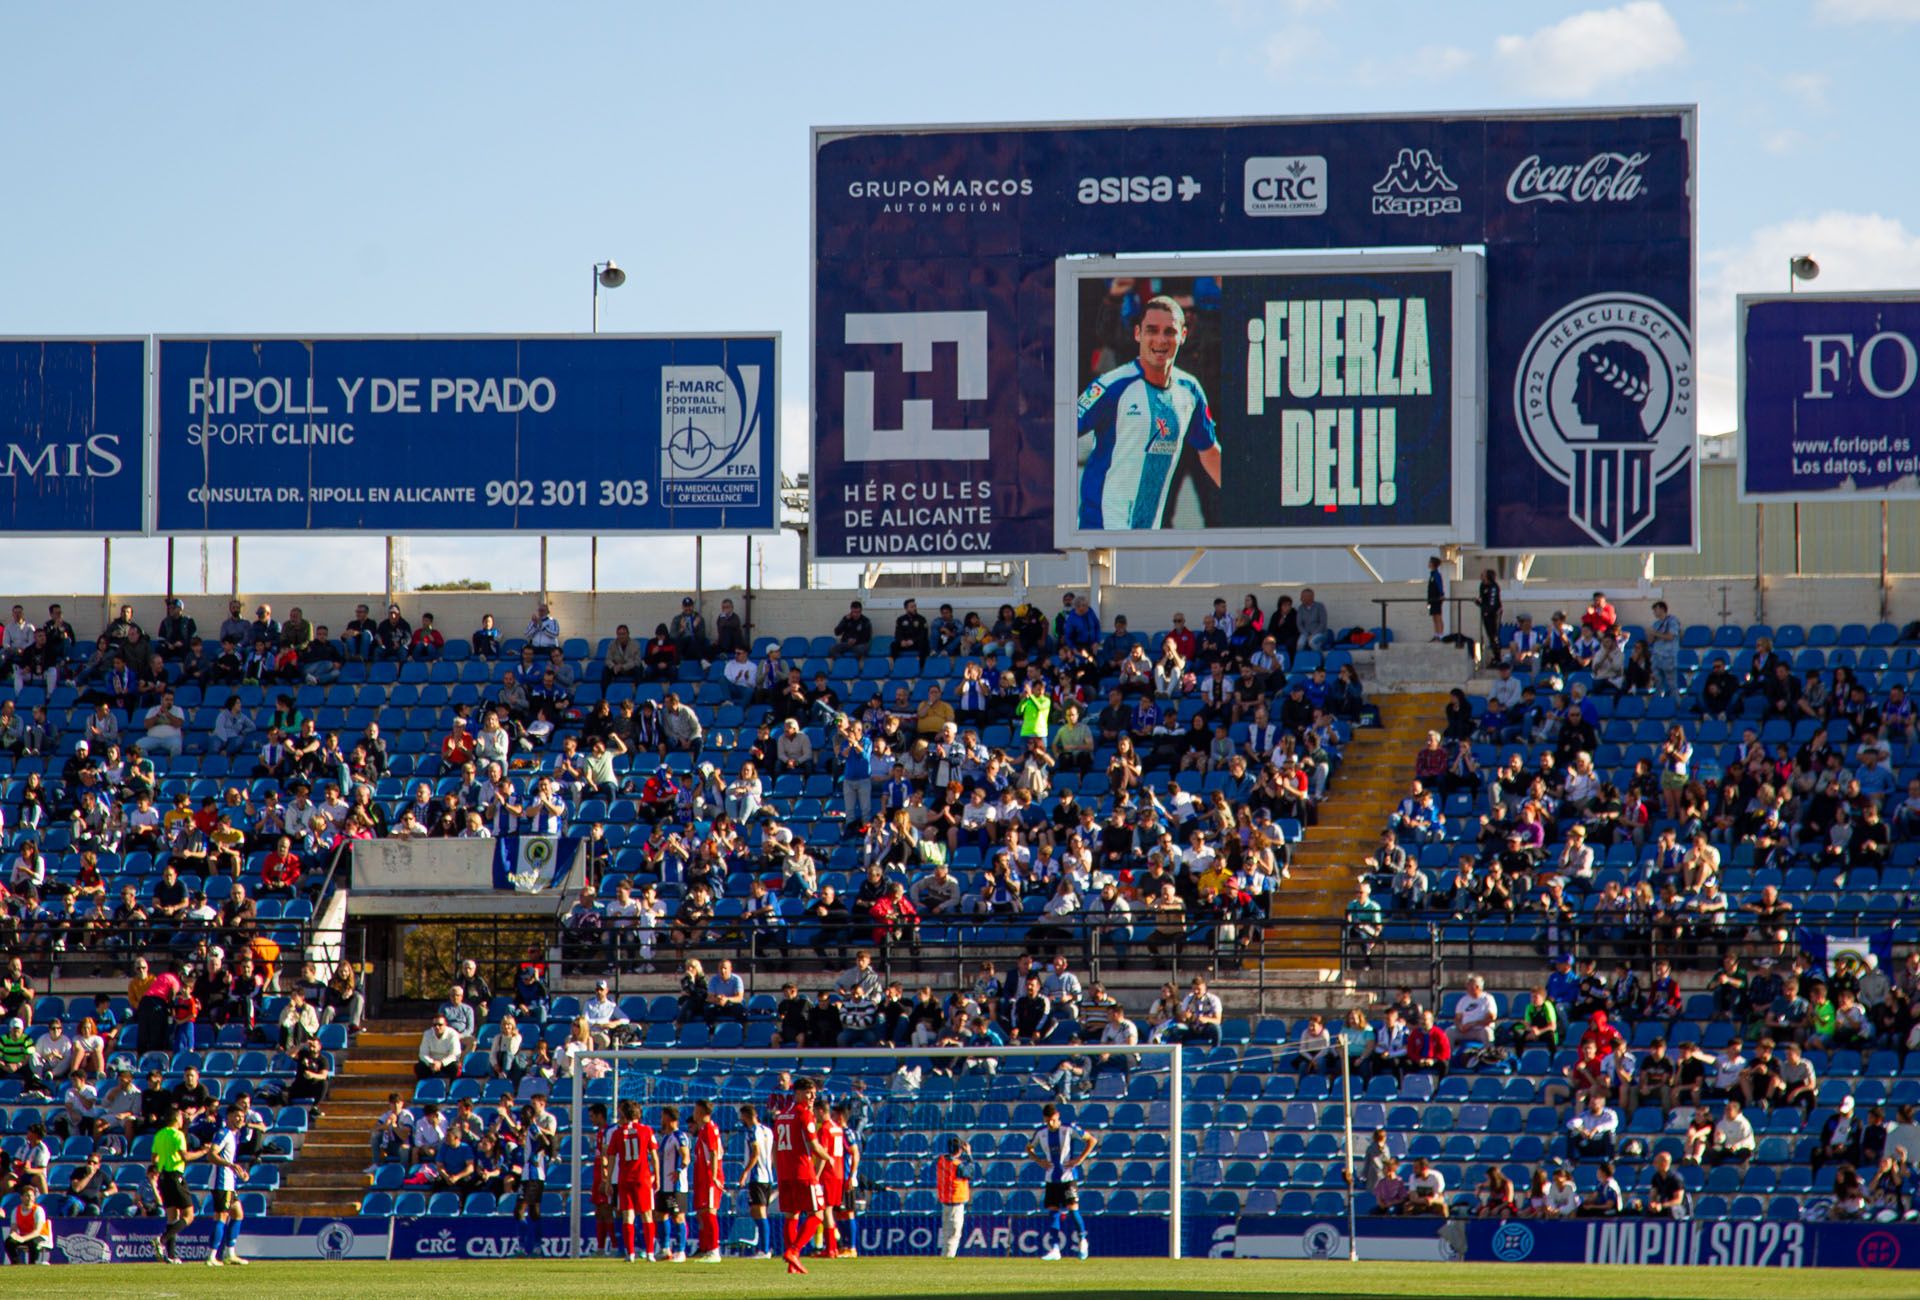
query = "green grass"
xmin=25 ymin=1258 xmax=1920 ymax=1299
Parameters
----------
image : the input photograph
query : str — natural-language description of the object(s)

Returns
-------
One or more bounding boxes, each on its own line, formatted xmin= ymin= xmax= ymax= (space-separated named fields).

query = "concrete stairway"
xmin=1261 ymin=692 xmax=1449 ymax=973
xmin=273 ymin=1021 xmax=422 ymax=1218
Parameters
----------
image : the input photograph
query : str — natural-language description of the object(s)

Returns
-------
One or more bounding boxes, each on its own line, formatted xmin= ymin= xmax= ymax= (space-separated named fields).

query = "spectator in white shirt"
xmin=723 ymin=648 xmax=759 ymax=704
xmin=1452 ymin=975 xmax=1499 ymax=1046
xmin=1178 ymin=977 xmax=1223 ymax=1047
xmin=415 ymin=1015 xmax=464 ymax=1080
xmin=1405 ymin=1156 xmax=1447 ymax=1216
xmin=1567 ymin=1091 xmax=1620 ymax=1161
xmin=1710 ymin=1099 xmax=1757 ymax=1165
xmin=583 ymin=979 xmax=630 ymax=1047
xmin=143 ymin=691 xmax=186 ymax=758
xmin=1545 ymin=1167 xmax=1582 ymax=1218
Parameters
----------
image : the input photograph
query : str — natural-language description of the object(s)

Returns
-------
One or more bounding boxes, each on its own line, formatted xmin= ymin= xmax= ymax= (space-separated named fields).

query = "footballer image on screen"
xmin=1074 ymin=283 xmax=1223 ymax=532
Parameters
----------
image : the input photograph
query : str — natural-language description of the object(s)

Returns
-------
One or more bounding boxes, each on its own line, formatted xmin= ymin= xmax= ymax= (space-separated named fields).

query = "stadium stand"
xmin=3 ymin=587 xmax=1915 ymax=1233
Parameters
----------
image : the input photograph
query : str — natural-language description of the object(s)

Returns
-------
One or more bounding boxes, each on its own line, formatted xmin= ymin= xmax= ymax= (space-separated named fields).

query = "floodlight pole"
xmin=1341 ymin=1043 xmax=1358 ymax=1262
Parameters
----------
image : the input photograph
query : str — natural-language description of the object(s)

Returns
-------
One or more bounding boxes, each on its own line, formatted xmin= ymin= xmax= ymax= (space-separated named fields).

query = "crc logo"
xmin=1371 ymin=148 xmax=1462 ymax=218
xmin=1506 ymin=151 xmax=1650 ymax=205
xmin=1076 ymin=174 xmax=1201 ymax=205
xmin=1244 ymin=156 xmax=1327 ymax=217
xmin=842 ymin=312 xmax=989 ymax=462
xmin=1514 ymin=291 xmax=1693 ymax=547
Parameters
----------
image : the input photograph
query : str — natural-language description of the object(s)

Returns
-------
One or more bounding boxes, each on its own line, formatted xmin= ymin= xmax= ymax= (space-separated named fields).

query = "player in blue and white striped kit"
xmin=655 ymin=1105 xmax=692 ymax=1262
xmin=1025 ymin=1102 xmax=1096 ymax=1261
xmin=203 ymin=1107 xmax=249 ymax=1266
xmin=1076 ymin=295 xmax=1221 ymax=531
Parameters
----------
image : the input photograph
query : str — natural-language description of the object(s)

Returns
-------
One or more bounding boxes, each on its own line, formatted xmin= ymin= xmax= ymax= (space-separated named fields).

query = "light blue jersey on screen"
xmin=1077 ymin=361 xmax=1216 ymax=530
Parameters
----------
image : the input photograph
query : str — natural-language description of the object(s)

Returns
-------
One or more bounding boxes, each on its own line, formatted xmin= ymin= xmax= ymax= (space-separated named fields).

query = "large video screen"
xmin=1053 ymin=253 xmax=1482 ymax=549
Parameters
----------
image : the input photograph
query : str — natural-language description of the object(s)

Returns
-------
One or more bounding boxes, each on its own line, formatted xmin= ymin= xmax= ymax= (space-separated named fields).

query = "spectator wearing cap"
xmin=583 ymin=979 xmax=630 ymax=1046
xmin=1814 ymin=1095 xmax=1862 ymax=1173
xmin=155 ymin=599 xmax=197 ymax=660
xmin=834 ymin=600 xmax=873 ymax=657
xmin=671 ymin=597 xmax=708 ymax=665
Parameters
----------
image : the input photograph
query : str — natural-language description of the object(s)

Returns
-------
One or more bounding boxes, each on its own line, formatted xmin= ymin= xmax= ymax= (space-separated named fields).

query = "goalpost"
xmin=564 ymin=1043 xmax=1200 ymax=1260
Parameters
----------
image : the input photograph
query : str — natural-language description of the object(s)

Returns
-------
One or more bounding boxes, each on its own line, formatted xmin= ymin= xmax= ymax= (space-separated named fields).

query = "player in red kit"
xmin=689 ymin=1099 xmax=725 ymax=1263
xmin=813 ymin=1096 xmax=845 ymax=1258
xmin=608 ymin=1099 xmax=659 ymax=1262
xmin=588 ymin=1102 xmax=616 ymax=1255
xmin=773 ymin=1076 xmax=829 ymax=1273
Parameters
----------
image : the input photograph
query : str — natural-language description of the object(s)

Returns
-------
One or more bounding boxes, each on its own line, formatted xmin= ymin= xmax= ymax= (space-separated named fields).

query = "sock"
xmin=597 ymin=1216 xmax=609 ymax=1249
xmin=844 ymin=1215 xmax=857 ymax=1251
xmin=522 ymin=1215 xmax=541 ymax=1256
xmin=623 ymin=1221 xmax=635 ymax=1255
xmin=760 ymin=1216 xmax=774 ymax=1254
xmin=796 ymin=1214 xmax=821 ymax=1255
xmin=163 ymin=1221 xmax=179 ymax=1251
xmin=824 ymin=1219 xmax=840 ymax=1255
xmin=1049 ymin=1210 xmax=1063 ymax=1242
xmin=784 ymin=1218 xmax=799 ymax=1254
xmin=674 ymin=1219 xmax=687 ymax=1254
xmin=1069 ymin=1210 xmax=1086 ymax=1242
xmin=208 ymin=1220 xmax=227 ymax=1255
xmin=642 ymin=1220 xmax=656 ymax=1254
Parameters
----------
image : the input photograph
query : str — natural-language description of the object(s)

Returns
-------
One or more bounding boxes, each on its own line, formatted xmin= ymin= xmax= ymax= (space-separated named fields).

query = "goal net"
xmin=560 ymin=1043 xmax=1201 ymax=1260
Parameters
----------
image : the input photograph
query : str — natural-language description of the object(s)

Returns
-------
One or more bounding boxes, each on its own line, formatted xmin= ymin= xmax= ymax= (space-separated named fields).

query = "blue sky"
xmin=3 ymin=0 xmax=1917 ymax=594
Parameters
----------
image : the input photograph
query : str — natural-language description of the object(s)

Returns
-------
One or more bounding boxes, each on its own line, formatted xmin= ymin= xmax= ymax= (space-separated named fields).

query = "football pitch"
xmin=22 ymin=1258 xmax=1920 ymax=1299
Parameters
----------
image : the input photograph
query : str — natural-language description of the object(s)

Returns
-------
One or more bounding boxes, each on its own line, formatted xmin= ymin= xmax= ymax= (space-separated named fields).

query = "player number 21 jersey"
xmin=1076 ymin=361 xmax=1216 ymax=531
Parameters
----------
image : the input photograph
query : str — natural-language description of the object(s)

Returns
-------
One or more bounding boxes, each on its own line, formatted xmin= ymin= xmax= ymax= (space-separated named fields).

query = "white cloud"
xmin=1782 ymin=71 xmax=1829 ymax=110
xmin=1698 ymin=211 xmax=1920 ymax=432
xmin=1816 ymin=0 xmax=1920 ymax=21
xmin=1762 ymin=128 xmax=1805 ymax=154
xmin=1262 ymin=26 xmax=1329 ymax=75
xmin=1354 ymin=43 xmax=1474 ymax=85
xmin=1494 ymin=2 xmax=1687 ymax=97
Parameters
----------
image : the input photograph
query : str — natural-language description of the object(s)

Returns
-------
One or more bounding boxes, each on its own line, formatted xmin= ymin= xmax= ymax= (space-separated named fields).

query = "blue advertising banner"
xmin=0 ymin=338 xmax=146 ymax=535
xmin=1215 ymin=1214 xmax=1920 ymax=1269
xmin=51 ymin=1215 xmax=392 ymax=1263
xmin=1740 ymin=293 xmax=1920 ymax=501
xmin=154 ymin=335 xmax=776 ymax=534
xmin=814 ymin=109 xmax=1695 ymax=557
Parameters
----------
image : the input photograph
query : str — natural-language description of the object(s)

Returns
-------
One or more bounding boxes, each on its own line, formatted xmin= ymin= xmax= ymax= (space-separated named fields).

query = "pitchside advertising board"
xmin=1054 ymin=253 xmax=1483 ymax=548
xmin=0 ymin=337 xmax=146 ymax=535
xmin=46 ymin=1213 xmax=1920 ymax=1267
xmin=813 ymin=108 xmax=1697 ymax=559
xmin=1740 ymin=293 xmax=1920 ymax=502
xmin=153 ymin=334 xmax=777 ymax=534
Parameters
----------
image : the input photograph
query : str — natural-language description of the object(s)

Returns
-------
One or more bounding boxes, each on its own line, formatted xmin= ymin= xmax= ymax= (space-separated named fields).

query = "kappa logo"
xmin=1371 ymin=148 xmax=1462 ymax=218
xmin=1513 ymin=292 xmax=1694 ymax=547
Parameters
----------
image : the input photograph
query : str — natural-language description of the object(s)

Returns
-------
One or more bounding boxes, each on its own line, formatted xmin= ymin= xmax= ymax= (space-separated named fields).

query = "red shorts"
xmin=592 ymin=1182 xmax=613 ymax=1208
xmin=616 ymin=1182 xmax=654 ymax=1215
xmin=691 ymin=1181 xmax=723 ymax=1215
xmin=819 ymin=1178 xmax=845 ymax=1210
xmin=777 ymin=1179 xmax=823 ymax=1216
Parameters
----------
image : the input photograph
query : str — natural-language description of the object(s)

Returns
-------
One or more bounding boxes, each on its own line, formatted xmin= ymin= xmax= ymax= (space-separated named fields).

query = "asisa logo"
xmin=1077 ymin=174 xmax=1202 ymax=205
xmin=1371 ymin=148 xmax=1461 ymax=217
xmin=1513 ymin=291 xmax=1693 ymax=547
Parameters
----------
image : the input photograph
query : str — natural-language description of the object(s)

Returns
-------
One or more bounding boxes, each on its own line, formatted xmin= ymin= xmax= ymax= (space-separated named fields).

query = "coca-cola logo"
xmin=1505 ymin=151 xmax=1649 ymax=206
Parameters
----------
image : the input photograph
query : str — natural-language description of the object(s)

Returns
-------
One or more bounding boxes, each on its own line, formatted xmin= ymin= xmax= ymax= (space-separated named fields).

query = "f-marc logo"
xmin=843 ymin=312 xmax=990 ymax=461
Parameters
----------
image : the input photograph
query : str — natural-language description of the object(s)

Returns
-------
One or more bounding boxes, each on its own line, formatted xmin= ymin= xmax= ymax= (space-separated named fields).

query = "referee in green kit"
xmin=152 ymin=1109 xmax=202 ymax=1263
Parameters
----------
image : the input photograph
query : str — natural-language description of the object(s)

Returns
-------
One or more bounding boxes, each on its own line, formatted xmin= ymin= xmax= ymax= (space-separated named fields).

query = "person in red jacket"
xmin=259 ymin=836 xmax=304 ymax=898
xmin=1405 ymin=1008 xmax=1452 ymax=1079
